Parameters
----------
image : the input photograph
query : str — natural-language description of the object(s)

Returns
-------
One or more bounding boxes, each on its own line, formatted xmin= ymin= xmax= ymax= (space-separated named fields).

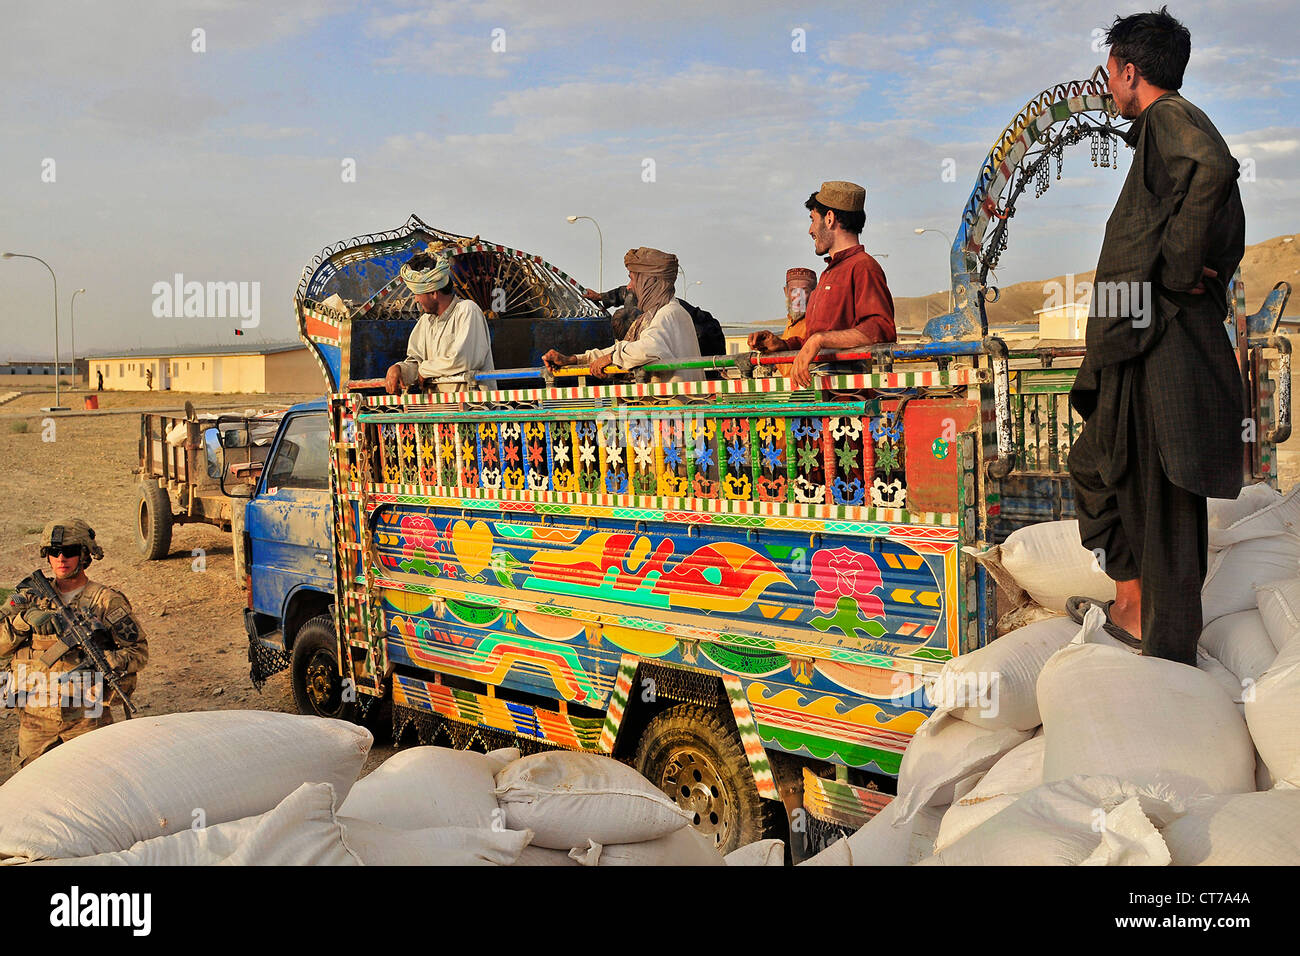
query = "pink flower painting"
xmin=810 ymin=547 xmax=885 ymax=616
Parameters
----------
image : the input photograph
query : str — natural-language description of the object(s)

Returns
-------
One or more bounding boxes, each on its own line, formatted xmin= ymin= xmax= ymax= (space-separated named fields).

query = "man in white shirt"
xmin=543 ymin=247 xmax=702 ymax=384
xmin=384 ymin=252 xmax=496 ymax=393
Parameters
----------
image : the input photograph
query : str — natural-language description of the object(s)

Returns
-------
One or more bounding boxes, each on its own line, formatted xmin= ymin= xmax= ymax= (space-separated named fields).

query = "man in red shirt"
xmin=748 ymin=181 xmax=896 ymax=387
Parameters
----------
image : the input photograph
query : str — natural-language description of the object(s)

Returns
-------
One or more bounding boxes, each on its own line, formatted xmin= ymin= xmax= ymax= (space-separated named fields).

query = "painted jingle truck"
xmin=226 ymin=74 xmax=1293 ymax=858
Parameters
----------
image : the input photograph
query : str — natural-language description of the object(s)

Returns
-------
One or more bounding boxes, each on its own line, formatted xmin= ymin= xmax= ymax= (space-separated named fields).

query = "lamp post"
xmin=3 ymin=252 xmax=65 ymax=410
xmin=914 ymin=227 xmax=955 ymax=312
xmin=566 ymin=215 xmax=603 ymax=292
xmin=70 ymin=287 xmax=85 ymax=387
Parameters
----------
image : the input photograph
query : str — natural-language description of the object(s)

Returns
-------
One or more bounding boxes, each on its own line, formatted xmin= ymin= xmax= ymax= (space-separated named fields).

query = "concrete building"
xmin=1035 ymin=301 xmax=1090 ymax=340
xmin=88 ymin=343 xmax=323 ymax=393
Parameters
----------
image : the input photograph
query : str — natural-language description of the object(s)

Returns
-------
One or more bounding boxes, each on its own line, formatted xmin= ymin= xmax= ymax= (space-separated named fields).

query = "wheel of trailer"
xmin=633 ymin=703 xmax=768 ymax=855
xmin=291 ymin=615 xmax=356 ymax=722
xmin=136 ymin=482 xmax=173 ymax=560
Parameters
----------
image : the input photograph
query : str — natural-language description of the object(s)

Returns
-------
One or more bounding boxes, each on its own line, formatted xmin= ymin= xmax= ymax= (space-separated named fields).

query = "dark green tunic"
xmin=1069 ymin=92 xmax=1246 ymax=500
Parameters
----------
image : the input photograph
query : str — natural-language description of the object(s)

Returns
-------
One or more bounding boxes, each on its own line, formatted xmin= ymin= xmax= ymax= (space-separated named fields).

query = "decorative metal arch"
xmin=924 ymin=69 xmax=1132 ymax=342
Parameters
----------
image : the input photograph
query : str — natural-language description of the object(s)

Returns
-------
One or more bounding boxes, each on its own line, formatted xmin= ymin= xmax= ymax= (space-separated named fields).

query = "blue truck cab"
xmin=235 ymin=399 xmax=344 ymax=717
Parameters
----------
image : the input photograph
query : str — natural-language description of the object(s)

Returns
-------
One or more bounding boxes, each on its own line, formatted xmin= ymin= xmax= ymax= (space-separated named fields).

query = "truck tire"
xmin=633 ymin=702 xmax=770 ymax=855
xmin=290 ymin=614 xmax=356 ymax=722
xmin=136 ymin=482 xmax=173 ymax=560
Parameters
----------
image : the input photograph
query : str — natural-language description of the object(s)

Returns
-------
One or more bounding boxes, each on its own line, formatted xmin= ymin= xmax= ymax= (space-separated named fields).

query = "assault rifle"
xmin=24 ymin=570 xmax=137 ymax=717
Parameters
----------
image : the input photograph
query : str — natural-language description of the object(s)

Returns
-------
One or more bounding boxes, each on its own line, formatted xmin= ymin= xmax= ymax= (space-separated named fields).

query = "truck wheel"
xmin=136 ymin=482 xmax=173 ymax=560
xmin=633 ymin=703 xmax=769 ymax=855
xmin=290 ymin=615 xmax=356 ymax=722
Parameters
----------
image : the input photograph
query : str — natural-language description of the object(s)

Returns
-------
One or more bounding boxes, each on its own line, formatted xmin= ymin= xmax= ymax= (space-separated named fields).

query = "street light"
xmin=3 ymin=252 xmax=66 ymax=410
xmin=70 ymin=288 xmax=85 ymax=386
xmin=914 ymin=227 xmax=955 ymax=312
xmin=566 ymin=215 xmax=603 ymax=292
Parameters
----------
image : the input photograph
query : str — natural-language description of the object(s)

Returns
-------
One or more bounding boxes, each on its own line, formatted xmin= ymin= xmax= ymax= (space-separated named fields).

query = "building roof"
xmin=87 ymin=342 xmax=306 ymax=360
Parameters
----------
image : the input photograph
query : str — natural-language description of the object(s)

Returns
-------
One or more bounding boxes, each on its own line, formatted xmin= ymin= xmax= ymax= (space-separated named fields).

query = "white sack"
xmin=1198 ymin=608 xmax=1279 ymax=684
xmin=338 ymin=818 xmax=531 ymax=866
xmin=0 ymin=711 xmax=371 ymax=862
xmin=512 ymin=845 xmax=582 ymax=866
xmin=577 ymin=827 xmax=725 ymax=866
xmin=921 ymin=776 xmax=1177 ymax=867
xmin=1254 ymin=577 xmax=1300 ymax=653
xmin=494 ymin=751 xmax=691 ymax=850
xmin=1207 ymin=483 xmax=1297 ymax=549
xmin=216 ymin=783 xmax=360 ymax=866
xmin=936 ymin=735 xmax=1045 ymax=852
xmin=1244 ymin=630 xmax=1300 ymax=788
xmin=997 ymin=519 xmax=1115 ymax=613
xmin=725 ymin=839 xmax=785 ymax=867
xmin=1195 ymin=648 xmax=1246 ymax=715
xmin=482 ymin=747 xmax=521 ymax=776
xmin=1162 ymin=791 xmax=1300 ymax=865
xmin=927 ymin=616 xmax=1080 ymax=731
xmin=893 ymin=713 xmax=1031 ymax=823
xmin=1201 ymin=535 xmax=1300 ymax=626
xmin=1038 ymin=642 xmax=1255 ymax=800
xmin=338 ymin=746 xmax=500 ymax=830
xmin=799 ymin=800 xmax=944 ymax=866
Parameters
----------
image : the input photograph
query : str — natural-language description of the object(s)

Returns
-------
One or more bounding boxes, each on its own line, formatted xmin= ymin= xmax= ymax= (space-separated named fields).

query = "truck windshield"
xmin=266 ymin=413 xmax=330 ymax=491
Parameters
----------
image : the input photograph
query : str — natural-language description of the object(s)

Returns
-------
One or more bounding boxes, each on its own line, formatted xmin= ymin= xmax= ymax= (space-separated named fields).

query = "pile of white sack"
xmin=801 ymin=482 xmax=1300 ymax=865
xmin=0 ymin=711 xmax=782 ymax=866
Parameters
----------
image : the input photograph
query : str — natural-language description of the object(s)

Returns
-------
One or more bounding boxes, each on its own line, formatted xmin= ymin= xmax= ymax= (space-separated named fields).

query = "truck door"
xmin=245 ymin=410 xmax=334 ymax=619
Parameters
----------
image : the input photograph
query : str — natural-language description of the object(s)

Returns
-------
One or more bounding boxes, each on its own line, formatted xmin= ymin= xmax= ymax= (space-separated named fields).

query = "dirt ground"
xmin=0 ymin=386 xmax=396 ymax=784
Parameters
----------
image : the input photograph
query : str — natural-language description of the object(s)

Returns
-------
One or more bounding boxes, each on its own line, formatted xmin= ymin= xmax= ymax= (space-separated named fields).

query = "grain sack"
xmin=1244 ymin=630 xmax=1300 ymax=788
xmin=215 ymin=783 xmax=360 ymax=866
xmin=1038 ymin=642 xmax=1255 ymax=800
xmin=32 ymin=813 xmax=268 ymax=866
xmin=33 ymin=782 xmax=361 ymax=867
xmin=799 ymin=799 xmax=944 ymax=866
xmin=1162 ymin=791 xmax=1300 ymax=865
xmin=1255 ymin=750 xmax=1275 ymax=791
xmin=572 ymin=827 xmax=725 ymax=866
xmin=1195 ymin=648 xmax=1246 ymax=714
xmin=893 ymin=712 xmax=1032 ymax=822
xmin=483 ymin=747 xmax=521 ymax=776
xmin=0 ymin=711 xmax=371 ymax=862
xmin=725 ymin=839 xmax=785 ymax=867
xmin=997 ymin=603 xmax=1064 ymax=637
xmin=1207 ymin=483 xmax=1298 ymax=549
xmin=921 ymin=776 xmax=1177 ymax=867
xmin=1254 ymin=577 xmax=1300 ymax=653
xmin=512 ymin=845 xmax=582 ymax=866
xmin=338 ymin=818 xmax=531 ymax=866
xmin=1201 ymin=535 xmax=1300 ymax=626
xmin=997 ymin=520 xmax=1116 ymax=613
xmin=494 ymin=751 xmax=690 ymax=850
xmin=1198 ymin=608 xmax=1278 ymax=685
xmin=338 ymin=746 xmax=500 ymax=830
xmin=927 ymin=616 xmax=1080 ymax=731
xmin=935 ymin=735 xmax=1045 ymax=852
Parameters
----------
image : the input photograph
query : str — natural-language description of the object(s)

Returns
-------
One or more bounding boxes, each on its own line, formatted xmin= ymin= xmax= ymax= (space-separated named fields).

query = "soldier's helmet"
xmin=40 ymin=518 xmax=104 ymax=567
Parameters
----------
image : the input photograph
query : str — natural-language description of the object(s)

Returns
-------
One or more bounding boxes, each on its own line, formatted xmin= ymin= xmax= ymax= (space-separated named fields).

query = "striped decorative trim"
xmin=348 ymin=482 xmax=958 ymax=529
xmin=360 ymin=367 xmax=986 ymax=406
xmin=598 ymin=656 xmax=639 ymax=754
xmin=801 ymin=767 xmax=893 ymax=828
xmin=723 ymin=676 xmax=778 ymax=799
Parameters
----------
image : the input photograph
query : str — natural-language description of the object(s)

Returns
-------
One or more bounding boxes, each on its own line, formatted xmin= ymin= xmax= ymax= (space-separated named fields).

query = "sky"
xmin=1 ymin=0 xmax=1297 ymax=359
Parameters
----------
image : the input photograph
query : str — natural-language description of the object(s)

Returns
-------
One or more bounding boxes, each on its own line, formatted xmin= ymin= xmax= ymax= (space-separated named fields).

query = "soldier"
xmin=0 ymin=518 xmax=148 ymax=768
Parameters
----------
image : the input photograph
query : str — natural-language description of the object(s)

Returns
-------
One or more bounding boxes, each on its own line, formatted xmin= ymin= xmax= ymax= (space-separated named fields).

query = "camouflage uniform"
xmin=0 ymin=520 xmax=148 ymax=768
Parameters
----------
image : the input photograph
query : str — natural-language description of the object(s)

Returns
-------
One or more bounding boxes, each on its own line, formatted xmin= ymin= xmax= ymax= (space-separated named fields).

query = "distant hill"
xmin=895 ymin=233 xmax=1300 ymax=332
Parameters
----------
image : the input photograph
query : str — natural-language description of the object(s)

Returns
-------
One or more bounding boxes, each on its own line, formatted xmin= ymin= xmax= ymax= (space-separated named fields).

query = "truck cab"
xmin=224 ymin=400 xmax=342 ymax=717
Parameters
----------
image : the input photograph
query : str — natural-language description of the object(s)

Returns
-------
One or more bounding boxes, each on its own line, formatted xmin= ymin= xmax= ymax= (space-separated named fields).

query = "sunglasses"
xmin=43 ymin=546 xmax=82 ymax=559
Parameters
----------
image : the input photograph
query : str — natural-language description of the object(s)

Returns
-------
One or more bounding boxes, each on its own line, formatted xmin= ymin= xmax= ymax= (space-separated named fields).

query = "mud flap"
xmin=248 ymin=636 xmax=291 ymax=690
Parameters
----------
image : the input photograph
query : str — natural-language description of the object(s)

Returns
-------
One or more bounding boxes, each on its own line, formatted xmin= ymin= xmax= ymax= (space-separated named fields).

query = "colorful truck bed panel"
xmin=326 ymin=370 xmax=990 ymax=778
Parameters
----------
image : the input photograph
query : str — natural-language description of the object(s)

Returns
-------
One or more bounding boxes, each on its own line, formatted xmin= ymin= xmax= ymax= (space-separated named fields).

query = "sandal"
xmin=1065 ymin=595 xmax=1142 ymax=650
